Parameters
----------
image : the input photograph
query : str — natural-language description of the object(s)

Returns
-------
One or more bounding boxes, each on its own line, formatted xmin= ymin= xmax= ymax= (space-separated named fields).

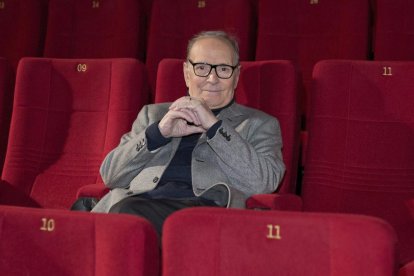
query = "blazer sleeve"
xmin=99 ymin=105 xmax=167 ymax=189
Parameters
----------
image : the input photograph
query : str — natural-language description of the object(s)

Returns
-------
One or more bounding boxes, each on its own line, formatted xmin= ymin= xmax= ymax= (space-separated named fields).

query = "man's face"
xmin=183 ymin=37 xmax=240 ymax=109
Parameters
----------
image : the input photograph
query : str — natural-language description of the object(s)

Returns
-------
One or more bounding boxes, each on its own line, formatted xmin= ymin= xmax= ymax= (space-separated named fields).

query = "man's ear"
xmin=183 ymin=61 xmax=190 ymax=88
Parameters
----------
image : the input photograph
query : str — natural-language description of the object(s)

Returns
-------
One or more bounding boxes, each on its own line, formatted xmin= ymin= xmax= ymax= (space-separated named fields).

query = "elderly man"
xmin=92 ymin=31 xmax=285 ymax=234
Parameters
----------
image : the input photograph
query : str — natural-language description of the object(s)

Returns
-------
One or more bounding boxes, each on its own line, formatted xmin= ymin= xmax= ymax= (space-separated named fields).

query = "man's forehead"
xmin=189 ymin=38 xmax=234 ymax=62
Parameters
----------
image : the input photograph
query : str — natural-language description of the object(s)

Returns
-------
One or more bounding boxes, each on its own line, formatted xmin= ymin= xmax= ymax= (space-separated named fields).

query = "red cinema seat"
xmin=255 ymin=0 xmax=372 ymax=125
xmin=0 ymin=57 xmax=14 ymax=175
xmin=146 ymin=0 xmax=257 ymax=97
xmin=44 ymin=0 xmax=148 ymax=61
xmin=249 ymin=60 xmax=414 ymax=266
xmin=0 ymin=0 xmax=48 ymax=71
xmin=374 ymin=0 xmax=414 ymax=60
xmin=0 ymin=58 xmax=149 ymax=209
xmin=163 ymin=207 xmax=398 ymax=276
xmin=0 ymin=205 xmax=159 ymax=276
xmin=155 ymin=59 xmax=301 ymax=194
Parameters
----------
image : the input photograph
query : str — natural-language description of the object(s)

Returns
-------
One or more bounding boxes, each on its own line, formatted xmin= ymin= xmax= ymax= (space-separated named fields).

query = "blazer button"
xmin=153 ymin=177 xmax=159 ymax=183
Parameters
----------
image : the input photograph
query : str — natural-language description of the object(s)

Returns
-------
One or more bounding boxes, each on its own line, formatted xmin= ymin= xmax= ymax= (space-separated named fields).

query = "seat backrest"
xmin=255 ymin=0 xmax=372 ymax=124
xmin=0 ymin=58 xmax=14 ymax=175
xmin=303 ymin=60 xmax=414 ymax=265
xmin=146 ymin=0 xmax=257 ymax=96
xmin=163 ymin=207 xmax=397 ymax=276
xmin=1 ymin=57 xmax=149 ymax=209
xmin=44 ymin=0 xmax=148 ymax=61
xmin=0 ymin=205 xmax=159 ymax=276
xmin=155 ymin=59 xmax=301 ymax=194
xmin=154 ymin=59 xmax=187 ymax=103
xmin=374 ymin=0 xmax=414 ymax=60
xmin=0 ymin=0 xmax=48 ymax=71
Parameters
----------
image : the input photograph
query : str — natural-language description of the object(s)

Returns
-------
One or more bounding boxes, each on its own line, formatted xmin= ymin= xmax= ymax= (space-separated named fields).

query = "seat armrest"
xmin=399 ymin=260 xmax=414 ymax=276
xmin=76 ymin=184 xmax=109 ymax=199
xmin=246 ymin=193 xmax=303 ymax=211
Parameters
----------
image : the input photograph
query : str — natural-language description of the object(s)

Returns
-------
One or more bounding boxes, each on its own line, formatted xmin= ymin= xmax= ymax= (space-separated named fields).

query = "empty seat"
xmin=0 ymin=0 xmax=48 ymax=71
xmin=0 ymin=57 xmax=14 ymax=175
xmin=255 ymin=0 xmax=372 ymax=124
xmin=44 ymin=0 xmax=148 ymax=61
xmin=249 ymin=60 xmax=414 ymax=266
xmin=374 ymin=0 xmax=414 ymax=60
xmin=146 ymin=0 xmax=257 ymax=96
xmin=155 ymin=59 xmax=301 ymax=194
xmin=0 ymin=205 xmax=159 ymax=275
xmin=0 ymin=57 xmax=149 ymax=209
xmin=304 ymin=60 xmax=414 ymax=265
xmin=163 ymin=207 xmax=397 ymax=276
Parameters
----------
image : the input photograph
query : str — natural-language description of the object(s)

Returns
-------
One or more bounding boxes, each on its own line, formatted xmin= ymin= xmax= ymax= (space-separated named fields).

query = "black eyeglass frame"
xmin=187 ymin=59 xmax=239 ymax=79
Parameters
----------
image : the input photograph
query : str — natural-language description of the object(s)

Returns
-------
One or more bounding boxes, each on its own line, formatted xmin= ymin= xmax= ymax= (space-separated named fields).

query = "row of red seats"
xmin=1 ymin=0 xmax=413 ymax=96
xmin=1 ymin=57 xmax=414 ymax=274
xmin=0 ymin=204 xmax=402 ymax=275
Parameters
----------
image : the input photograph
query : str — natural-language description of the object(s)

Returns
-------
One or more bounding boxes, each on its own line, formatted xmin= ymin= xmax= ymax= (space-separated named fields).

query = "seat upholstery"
xmin=0 ymin=205 xmax=159 ymax=276
xmin=154 ymin=58 xmax=301 ymax=194
xmin=163 ymin=207 xmax=398 ymax=276
xmin=0 ymin=57 xmax=149 ymax=209
xmin=44 ymin=0 xmax=148 ymax=61
xmin=0 ymin=0 xmax=48 ymax=71
xmin=146 ymin=0 xmax=257 ymax=96
xmin=255 ymin=0 xmax=372 ymax=123
xmin=0 ymin=57 xmax=14 ymax=175
xmin=374 ymin=0 xmax=414 ymax=60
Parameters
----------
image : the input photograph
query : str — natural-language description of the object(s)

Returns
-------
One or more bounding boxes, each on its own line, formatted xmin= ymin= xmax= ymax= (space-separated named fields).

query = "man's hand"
xmin=158 ymin=96 xmax=218 ymax=138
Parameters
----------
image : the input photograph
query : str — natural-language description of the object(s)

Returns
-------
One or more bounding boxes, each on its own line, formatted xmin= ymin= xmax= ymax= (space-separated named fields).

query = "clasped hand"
xmin=158 ymin=96 xmax=218 ymax=138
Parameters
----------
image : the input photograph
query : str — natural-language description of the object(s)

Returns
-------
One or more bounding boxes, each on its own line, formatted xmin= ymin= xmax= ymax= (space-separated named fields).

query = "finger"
xmin=179 ymin=108 xmax=201 ymax=125
xmin=166 ymin=109 xmax=197 ymax=124
xmin=169 ymin=96 xmax=191 ymax=110
xmin=185 ymin=125 xmax=205 ymax=134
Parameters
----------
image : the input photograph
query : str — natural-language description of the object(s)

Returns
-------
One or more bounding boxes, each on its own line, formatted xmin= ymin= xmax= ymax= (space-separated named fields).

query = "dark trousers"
xmin=108 ymin=196 xmax=219 ymax=236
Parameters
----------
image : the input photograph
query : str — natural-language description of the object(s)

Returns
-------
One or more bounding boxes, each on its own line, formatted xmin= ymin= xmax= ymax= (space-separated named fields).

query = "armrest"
xmin=76 ymin=184 xmax=110 ymax=199
xmin=399 ymin=260 xmax=414 ymax=276
xmin=246 ymin=193 xmax=303 ymax=211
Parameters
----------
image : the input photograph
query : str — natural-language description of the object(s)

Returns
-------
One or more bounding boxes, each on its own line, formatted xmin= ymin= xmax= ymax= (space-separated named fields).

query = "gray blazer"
xmin=92 ymin=102 xmax=285 ymax=213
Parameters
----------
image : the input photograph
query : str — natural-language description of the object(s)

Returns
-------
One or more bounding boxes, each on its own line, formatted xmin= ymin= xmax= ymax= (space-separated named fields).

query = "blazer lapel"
xmin=218 ymin=103 xmax=247 ymax=128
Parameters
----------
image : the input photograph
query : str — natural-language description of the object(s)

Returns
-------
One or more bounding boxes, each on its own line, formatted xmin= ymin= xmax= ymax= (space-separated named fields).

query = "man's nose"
xmin=206 ymin=69 xmax=220 ymax=82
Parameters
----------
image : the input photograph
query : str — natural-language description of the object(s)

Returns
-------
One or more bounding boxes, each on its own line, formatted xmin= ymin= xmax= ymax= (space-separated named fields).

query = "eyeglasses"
xmin=188 ymin=59 xmax=239 ymax=79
